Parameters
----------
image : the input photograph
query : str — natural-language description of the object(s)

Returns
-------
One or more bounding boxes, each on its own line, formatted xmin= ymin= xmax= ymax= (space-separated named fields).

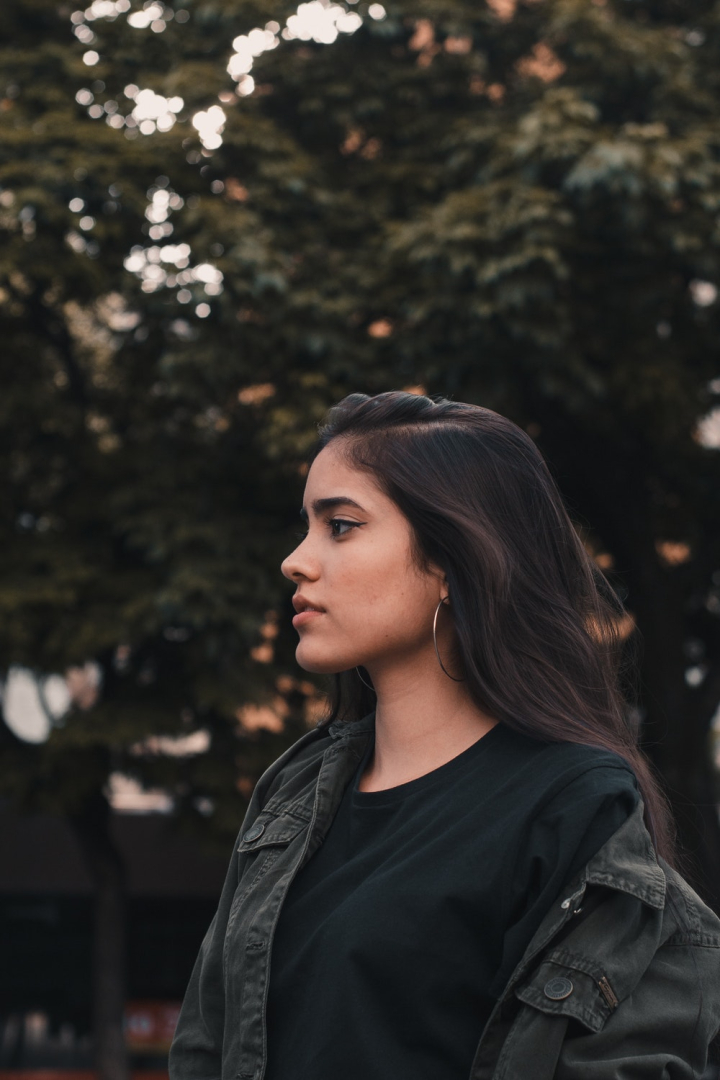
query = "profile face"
xmin=280 ymin=441 xmax=445 ymax=676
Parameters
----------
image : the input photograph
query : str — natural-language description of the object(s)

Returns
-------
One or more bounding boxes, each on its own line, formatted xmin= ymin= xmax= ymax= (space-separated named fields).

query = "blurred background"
xmin=1 ymin=0 xmax=720 ymax=1077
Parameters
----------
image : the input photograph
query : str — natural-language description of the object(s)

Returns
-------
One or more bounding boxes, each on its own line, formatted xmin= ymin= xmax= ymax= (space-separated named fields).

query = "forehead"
xmin=303 ymin=444 xmax=383 ymax=504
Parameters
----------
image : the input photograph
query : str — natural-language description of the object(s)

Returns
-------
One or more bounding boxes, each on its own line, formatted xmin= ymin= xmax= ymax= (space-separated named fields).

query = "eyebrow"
xmin=299 ymin=496 xmax=367 ymax=522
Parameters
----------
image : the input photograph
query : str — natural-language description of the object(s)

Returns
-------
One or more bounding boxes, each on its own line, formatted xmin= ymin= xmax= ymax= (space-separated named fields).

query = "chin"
xmin=295 ymin=645 xmax=352 ymax=676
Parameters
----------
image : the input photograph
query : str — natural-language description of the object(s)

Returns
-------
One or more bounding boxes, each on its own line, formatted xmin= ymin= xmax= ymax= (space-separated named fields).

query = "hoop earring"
xmin=355 ymin=666 xmax=376 ymax=692
xmin=433 ymin=596 xmax=466 ymax=682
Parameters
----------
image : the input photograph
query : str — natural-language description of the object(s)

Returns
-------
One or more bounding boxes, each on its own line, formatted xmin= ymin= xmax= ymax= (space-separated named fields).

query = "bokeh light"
xmin=129 ymin=87 xmax=184 ymax=134
xmin=68 ymin=0 xmax=368 ymax=300
xmin=73 ymin=0 xmax=369 ymax=152
xmin=123 ymin=244 xmax=223 ymax=299
xmin=226 ymin=2 xmax=363 ymax=94
xmin=192 ymin=106 xmax=226 ymax=151
xmin=227 ymin=27 xmax=279 ymax=79
xmin=83 ymin=0 xmax=130 ymax=16
xmin=127 ymin=2 xmax=165 ymax=29
xmin=690 ymin=279 xmax=718 ymax=307
xmin=282 ymin=1 xmax=362 ymax=43
xmin=697 ymin=407 xmax=720 ymax=449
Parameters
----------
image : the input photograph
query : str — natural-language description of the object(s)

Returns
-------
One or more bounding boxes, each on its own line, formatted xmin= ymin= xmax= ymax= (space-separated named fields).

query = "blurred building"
xmin=0 ymin=800 xmax=228 ymax=1069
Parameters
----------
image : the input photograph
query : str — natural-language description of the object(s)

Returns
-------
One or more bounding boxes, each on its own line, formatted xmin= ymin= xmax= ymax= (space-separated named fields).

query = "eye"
xmin=291 ymin=518 xmax=362 ymax=544
xmin=328 ymin=518 xmax=359 ymax=539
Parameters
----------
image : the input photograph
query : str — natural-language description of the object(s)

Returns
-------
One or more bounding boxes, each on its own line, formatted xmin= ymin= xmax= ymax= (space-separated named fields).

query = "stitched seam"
xmin=222 ymin=850 xmax=280 ymax=976
xmin=492 ymin=1016 xmax=518 ymax=1080
xmin=237 ymin=849 xmax=280 ymax=905
xmin=238 ymin=816 xmax=306 ymax=850
xmin=672 ymin=874 xmax=702 ymax=935
xmin=279 ymin=804 xmax=312 ymax=823
xmin=518 ymin=985 xmax=608 ymax=1030
xmin=585 ymin=870 xmax=665 ymax=908
xmin=666 ymin=933 xmax=720 ymax=947
xmin=261 ymin=797 xmax=313 ymax=822
xmin=543 ymin=949 xmax=608 ymax=982
xmin=240 ymin=831 xmax=302 ymax=849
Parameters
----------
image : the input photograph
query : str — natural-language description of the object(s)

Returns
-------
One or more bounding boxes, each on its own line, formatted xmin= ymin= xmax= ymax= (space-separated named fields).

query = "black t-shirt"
xmin=264 ymin=722 xmax=639 ymax=1080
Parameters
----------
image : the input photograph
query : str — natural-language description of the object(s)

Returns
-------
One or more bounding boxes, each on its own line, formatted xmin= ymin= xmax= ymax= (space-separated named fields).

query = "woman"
xmin=170 ymin=391 xmax=720 ymax=1079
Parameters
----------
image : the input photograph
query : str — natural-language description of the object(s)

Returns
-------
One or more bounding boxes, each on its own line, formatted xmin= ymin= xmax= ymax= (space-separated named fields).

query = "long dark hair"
xmin=308 ymin=390 xmax=676 ymax=866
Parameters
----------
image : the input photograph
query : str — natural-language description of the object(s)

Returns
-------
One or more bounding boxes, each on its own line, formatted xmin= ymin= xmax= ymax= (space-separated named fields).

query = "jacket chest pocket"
xmin=493 ymin=953 xmax=617 ymax=1077
xmin=223 ymin=810 xmax=308 ymax=974
xmin=514 ymin=957 xmax=615 ymax=1030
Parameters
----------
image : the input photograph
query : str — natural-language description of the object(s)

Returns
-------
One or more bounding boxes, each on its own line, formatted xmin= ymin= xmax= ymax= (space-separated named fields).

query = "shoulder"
xmin=663 ymin=860 xmax=720 ymax=947
xmin=496 ymin=726 xmax=639 ymax=813
xmin=539 ymin=742 xmax=638 ymax=805
xmin=500 ymin=736 xmax=641 ymax=893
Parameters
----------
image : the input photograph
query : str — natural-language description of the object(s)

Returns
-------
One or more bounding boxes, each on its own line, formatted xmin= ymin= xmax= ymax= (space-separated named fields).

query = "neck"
xmin=361 ymin=645 xmax=498 ymax=790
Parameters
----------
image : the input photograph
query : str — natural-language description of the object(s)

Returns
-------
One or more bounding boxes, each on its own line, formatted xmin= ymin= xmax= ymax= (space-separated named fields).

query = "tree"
xmin=0 ymin=3 xmax=320 ymax=1075
xmin=224 ymin=0 xmax=720 ymax=882
xmin=2 ymin=0 xmax=720 ymax=1075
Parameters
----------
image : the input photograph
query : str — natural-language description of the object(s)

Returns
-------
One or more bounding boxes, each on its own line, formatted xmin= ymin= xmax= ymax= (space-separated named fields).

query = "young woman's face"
xmin=280 ymin=441 xmax=446 ymax=676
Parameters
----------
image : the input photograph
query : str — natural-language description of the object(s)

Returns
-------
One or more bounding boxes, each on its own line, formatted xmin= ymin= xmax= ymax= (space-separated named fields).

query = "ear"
xmin=426 ymin=559 xmax=447 ymax=585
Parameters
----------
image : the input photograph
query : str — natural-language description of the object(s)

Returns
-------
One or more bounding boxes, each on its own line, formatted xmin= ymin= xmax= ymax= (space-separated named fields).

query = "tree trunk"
xmin=70 ymin=791 xmax=129 ymax=1080
xmin=632 ymin=541 xmax=720 ymax=911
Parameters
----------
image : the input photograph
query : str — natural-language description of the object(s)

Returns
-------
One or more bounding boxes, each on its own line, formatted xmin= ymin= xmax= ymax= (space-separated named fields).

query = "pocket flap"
xmin=238 ymin=810 xmax=307 ymax=851
xmin=514 ymin=957 xmax=616 ymax=1034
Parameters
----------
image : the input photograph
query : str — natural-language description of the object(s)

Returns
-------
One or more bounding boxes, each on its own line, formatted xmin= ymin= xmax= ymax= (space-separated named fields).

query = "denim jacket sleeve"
xmin=554 ymin=866 xmax=720 ymax=1078
xmin=553 ymin=927 xmax=720 ymax=1077
xmin=495 ymin=926 xmax=720 ymax=1078
xmin=478 ymin=853 xmax=720 ymax=1079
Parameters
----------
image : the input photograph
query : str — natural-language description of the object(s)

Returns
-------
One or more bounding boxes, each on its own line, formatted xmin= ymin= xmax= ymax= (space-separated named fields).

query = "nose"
xmin=281 ymin=535 xmax=319 ymax=583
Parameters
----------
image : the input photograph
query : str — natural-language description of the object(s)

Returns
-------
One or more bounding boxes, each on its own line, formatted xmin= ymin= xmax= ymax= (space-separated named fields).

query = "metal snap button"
xmin=544 ymin=976 xmax=574 ymax=1001
xmin=243 ymin=822 xmax=265 ymax=842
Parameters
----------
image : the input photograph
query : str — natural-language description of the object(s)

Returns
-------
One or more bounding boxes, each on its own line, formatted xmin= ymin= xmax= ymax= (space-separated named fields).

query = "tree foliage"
xmin=1 ymin=0 xmax=720 ymax=906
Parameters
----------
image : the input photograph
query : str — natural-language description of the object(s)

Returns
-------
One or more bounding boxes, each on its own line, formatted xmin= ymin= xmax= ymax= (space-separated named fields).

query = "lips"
xmin=292 ymin=608 xmax=325 ymax=628
xmin=291 ymin=594 xmax=327 ymax=628
xmin=292 ymin=595 xmax=326 ymax=614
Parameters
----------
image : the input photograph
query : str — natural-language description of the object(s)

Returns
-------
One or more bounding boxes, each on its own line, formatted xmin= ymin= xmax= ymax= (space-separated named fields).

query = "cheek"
xmin=293 ymin=552 xmax=436 ymax=673
xmin=331 ymin=555 xmax=432 ymax=639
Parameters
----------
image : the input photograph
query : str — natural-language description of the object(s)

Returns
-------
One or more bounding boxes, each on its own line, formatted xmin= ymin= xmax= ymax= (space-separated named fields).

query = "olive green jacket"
xmin=169 ymin=711 xmax=720 ymax=1080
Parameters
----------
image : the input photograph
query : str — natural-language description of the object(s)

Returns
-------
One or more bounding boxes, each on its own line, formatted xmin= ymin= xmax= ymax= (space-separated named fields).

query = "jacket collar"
xmin=582 ymin=799 xmax=666 ymax=910
xmin=326 ymin=709 xmax=377 ymax=740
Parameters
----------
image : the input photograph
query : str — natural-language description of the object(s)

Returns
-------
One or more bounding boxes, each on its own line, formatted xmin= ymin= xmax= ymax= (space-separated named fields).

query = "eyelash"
xmin=295 ymin=518 xmax=360 ymax=541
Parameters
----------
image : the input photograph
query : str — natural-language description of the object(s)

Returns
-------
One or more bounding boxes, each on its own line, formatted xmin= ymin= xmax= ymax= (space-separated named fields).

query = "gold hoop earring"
xmin=355 ymin=666 xmax=376 ymax=692
xmin=433 ymin=596 xmax=466 ymax=682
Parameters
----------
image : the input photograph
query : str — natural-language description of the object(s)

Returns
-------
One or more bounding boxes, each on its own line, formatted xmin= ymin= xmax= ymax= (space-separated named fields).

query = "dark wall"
xmin=1 ymin=893 xmax=218 ymax=1025
xmin=0 ymin=802 xmax=231 ymax=1034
